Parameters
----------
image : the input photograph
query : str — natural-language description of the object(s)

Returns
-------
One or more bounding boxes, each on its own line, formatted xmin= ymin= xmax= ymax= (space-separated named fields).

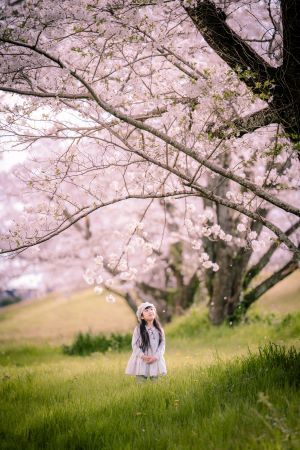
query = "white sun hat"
xmin=136 ymin=302 xmax=156 ymax=322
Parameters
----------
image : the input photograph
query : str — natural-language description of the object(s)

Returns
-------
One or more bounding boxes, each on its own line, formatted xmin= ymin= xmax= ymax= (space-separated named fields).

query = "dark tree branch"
xmin=273 ymin=0 xmax=300 ymax=139
xmin=241 ymin=254 xmax=299 ymax=309
xmin=183 ymin=0 xmax=277 ymax=94
xmin=243 ymin=219 xmax=300 ymax=290
xmin=209 ymin=107 xmax=278 ymax=139
xmin=0 ymin=86 xmax=91 ymax=100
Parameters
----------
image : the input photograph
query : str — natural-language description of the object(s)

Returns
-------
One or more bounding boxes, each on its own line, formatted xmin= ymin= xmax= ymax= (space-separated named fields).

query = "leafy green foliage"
xmin=62 ymin=331 xmax=131 ymax=356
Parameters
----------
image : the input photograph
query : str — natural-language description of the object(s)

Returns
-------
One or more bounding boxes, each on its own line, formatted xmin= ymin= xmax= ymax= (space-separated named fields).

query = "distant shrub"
xmin=166 ymin=309 xmax=211 ymax=338
xmin=62 ymin=331 xmax=132 ymax=356
xmin=244 ymin=312 xmax=277 ymax=325
xmin=0 ymin=295 xmax=22 ymax=308
xmin=273 ymin=312 xmax=300 ymax=340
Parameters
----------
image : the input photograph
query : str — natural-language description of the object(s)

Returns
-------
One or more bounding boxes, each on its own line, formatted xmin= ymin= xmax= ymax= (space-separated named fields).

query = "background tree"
xmin=0 ymin=0 xmax=299 ymax=324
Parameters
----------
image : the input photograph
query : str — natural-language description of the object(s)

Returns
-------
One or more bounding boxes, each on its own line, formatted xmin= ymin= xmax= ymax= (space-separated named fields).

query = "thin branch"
xmin=0 ymin=86 xmax=91 ymax=100
xmin=2 ymin=38 xmax=298 ymax=218
xmin=241 ymin=255 xmax=299 ymax=309
xmin=243 ymin=219 xmax=300 ymax=289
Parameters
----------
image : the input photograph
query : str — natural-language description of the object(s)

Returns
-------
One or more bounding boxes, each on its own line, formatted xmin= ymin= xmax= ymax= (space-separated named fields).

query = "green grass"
xmin=0 ymin=271 xmax=299 ymax=449
xmin=0 ymin=343 xmax=299 ymax=450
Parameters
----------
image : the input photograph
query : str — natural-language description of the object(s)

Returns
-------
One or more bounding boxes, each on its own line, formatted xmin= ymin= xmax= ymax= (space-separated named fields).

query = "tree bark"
xmin=184 ymin=0 xmax=300 ymax=154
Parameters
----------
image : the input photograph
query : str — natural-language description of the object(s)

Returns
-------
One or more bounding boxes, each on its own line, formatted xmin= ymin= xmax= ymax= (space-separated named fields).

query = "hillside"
xmin=0 ymin=270 xmax=299 ymax=346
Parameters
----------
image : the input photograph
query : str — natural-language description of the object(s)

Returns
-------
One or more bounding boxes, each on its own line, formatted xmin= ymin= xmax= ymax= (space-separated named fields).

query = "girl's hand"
xmin=146 ymin=356 xmax=158 ymax=364
xmin=141 ymin=355 xmax=157 ymax=364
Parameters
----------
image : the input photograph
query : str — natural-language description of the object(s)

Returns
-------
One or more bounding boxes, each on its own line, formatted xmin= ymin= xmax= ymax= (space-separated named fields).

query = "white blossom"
xmin=249 ymin=231 xmax=258 ymax=240
xmin=203 ymin=260 xmax=213 ymax=269
xmin=146 ymin=256 xmax=156 ymax=265
xmin=192 ymin=240 xmax=201 ymax=250
xmin=83 ymin=274 xmax=94 ymax=285
xmin=94 ymin=255 xmax=104 ymax=265
xmin=105 ymin=278 xmax=114 ymax=287
xmin=187 ymin=203 xmax=196 ymax=214
xmin=251 ymin=239 xmax=260 ymax=251
xmin=211 ymin=224 xmax=221 ymax=235
xmin=202 ymin=227 xmax=212 ymax=237
xmin=143 ymin=243 xmax=153 ymax=256
xmin=96 ymin=275 xmax=103 ymax=284
xmin=106 ymin=294 xmax=116 ymax=303
xmin=212 ymin=263 xmax=219 ymax=272
xmin=94 ymin=286 xmax=103 ymax=294
xmin=237 ymin=223 xmax=246 ymax=233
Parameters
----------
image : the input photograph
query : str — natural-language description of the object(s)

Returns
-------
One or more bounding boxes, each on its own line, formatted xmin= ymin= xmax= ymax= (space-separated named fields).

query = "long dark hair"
xmin=139 ymin=318 xmax=163 ymax=353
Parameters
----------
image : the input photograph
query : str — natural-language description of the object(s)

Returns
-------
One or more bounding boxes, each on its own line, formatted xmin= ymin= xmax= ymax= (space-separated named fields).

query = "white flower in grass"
xmin=106 ymin=294 xmax=116 ymax=303
xmin=203 ymin=260 xmax=213 ymax=269
xmin=94 ymin=286 xmax=103 ymax=294
xmin=225 ymin=234 xmax=233 ymax=242
xmin=237 ymin=223 xmax=246 ymax=233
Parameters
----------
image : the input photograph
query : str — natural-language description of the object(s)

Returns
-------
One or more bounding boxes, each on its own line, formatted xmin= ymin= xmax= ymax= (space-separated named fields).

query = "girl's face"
xmin=142 ymin=306 xmax=156 ymax=321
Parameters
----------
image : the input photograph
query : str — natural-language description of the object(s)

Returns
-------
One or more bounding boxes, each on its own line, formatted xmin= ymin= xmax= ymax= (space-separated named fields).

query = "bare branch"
xmin=0 ymin=86 xmax=91 ymax=100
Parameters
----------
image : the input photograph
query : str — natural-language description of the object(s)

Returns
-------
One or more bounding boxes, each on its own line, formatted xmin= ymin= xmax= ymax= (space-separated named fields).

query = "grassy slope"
xmin=0 ymin=289 xmax=136 ymax=345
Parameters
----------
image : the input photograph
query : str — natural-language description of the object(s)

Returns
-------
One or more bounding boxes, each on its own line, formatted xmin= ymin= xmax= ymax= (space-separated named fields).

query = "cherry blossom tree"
xmin=0 ymin=0 xmax=299 ymax=324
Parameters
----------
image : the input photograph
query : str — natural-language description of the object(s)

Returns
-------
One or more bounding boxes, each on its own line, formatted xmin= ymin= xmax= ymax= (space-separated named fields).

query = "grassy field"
xmin=0 ymin=289 xmax=136 ymax=345
xmin=0 ymin=271 xmax=299 ymax=449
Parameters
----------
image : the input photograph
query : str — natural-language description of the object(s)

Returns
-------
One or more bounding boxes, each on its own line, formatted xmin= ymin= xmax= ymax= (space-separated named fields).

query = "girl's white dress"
xmin=125 ymin=325 xmax=167 ymax=377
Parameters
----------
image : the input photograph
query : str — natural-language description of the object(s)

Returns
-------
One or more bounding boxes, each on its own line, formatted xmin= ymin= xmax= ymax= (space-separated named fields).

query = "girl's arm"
xmin=131 ymin=326 xmax=144 ymax=358
xmin=154 ymin=329 xmax=165 ymax=360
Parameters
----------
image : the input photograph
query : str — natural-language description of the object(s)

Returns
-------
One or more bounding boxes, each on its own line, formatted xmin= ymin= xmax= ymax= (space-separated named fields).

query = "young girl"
xmin=125 ymin=302 xmax=167 ymax=382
